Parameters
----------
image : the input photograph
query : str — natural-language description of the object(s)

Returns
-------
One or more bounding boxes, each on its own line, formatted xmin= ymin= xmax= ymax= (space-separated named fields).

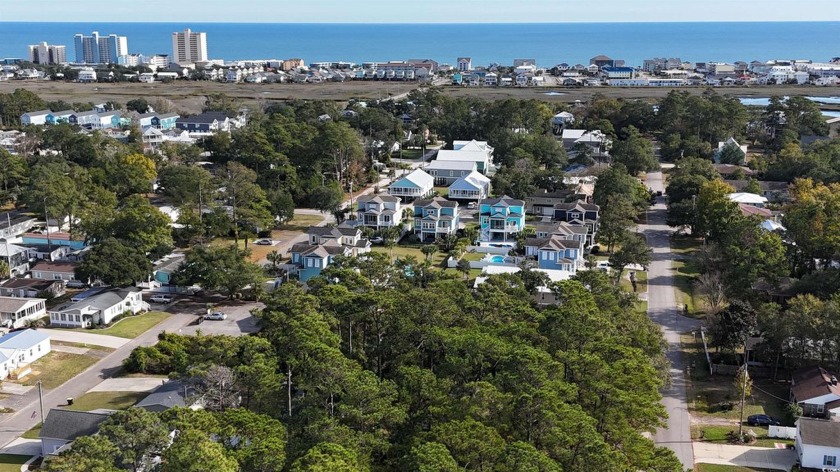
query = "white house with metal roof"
xmin=20 ymin=110 xmax=52 ymax=126
xmin=448 ymin=171 xmax=491 ymax=201
xmin=0 ymin=329 xmax=50 ymax=379
xmin=388 ymin=169 xmax=434 ymax=201
xmin=728 ymin=192 xmax=768 ymax=208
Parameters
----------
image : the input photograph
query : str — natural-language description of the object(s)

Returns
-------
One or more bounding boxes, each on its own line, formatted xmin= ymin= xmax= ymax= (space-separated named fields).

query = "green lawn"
xmin=683 ymin=334 xmax=790 ymax=426
xmin=90 ymin=311 xmax=169 ymax=338
xmin=398 ymin=149 xmax=424 ymax=160
xmin=670 ymin=237 xmax=703 ymax=318
xmin=21 ymin=424 xmax=40 ymax=440
xmin=694 ymin=464 xmax=785 ymax=472
xmin=433 ymin=186 xmax=449 ymax=197
xmin=692 ymin=424 xmax=794 ymax=448
xmin=0 ymin=454 xmax=30 ymax=471
xmin=372 ymin=244 xmax=448 ymax=267
xmin=21 ymin=351 xmax=100 ymax=389
xmin=277 ymin=214 xmax=326 ymax=233
xmin=619 ymin=269 xmax=648 ymax=294
xmin=67 ymin=391 xmax=147 ymax=412
xmin=462 ymin=252 xmax=485 ymax=262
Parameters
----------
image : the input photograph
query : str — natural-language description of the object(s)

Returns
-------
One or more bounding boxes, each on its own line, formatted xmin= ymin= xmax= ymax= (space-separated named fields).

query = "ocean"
xmin=1 ymin=22 xmax=838 ymax=67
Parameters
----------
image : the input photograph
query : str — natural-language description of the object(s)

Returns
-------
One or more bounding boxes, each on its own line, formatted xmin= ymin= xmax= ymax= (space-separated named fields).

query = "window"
xmin=818 ymin=404 xmax=825 ymax=414
xmin=60 ymin=314 xmax=66 ymax=321
xmin=824 ymin=456 xmax=837 ymax=467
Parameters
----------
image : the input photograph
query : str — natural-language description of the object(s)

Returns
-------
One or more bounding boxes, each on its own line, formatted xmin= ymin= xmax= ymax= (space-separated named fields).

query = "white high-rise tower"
xmin=172 ymin=28 xmax=208 ymax=65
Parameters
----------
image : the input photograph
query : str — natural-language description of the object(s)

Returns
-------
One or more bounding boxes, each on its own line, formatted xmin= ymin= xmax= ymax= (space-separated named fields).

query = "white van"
xmin=150 ymin=295 xmax=173 ymax=304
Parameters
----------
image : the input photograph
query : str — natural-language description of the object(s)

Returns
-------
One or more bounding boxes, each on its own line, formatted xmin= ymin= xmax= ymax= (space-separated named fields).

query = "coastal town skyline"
xmin=4 ymin=0 xmax=840 ymax=23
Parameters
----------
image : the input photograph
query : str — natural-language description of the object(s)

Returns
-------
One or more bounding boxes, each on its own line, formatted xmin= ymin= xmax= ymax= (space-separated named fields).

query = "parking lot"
xmin=145 ymin=293 xmax=263 ymax=336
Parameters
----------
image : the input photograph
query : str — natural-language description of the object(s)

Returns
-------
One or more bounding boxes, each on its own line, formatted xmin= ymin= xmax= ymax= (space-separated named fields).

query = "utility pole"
xmin=737 ymin=342 xmax=749 ymax=439
xmin=37 ymin=380 xmax=44 ymax=426
xmin=43 ymin=198 xmax=52 ymax=256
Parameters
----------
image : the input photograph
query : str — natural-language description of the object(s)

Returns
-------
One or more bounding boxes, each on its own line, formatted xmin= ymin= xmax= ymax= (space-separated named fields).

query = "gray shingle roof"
xmin=39 ymin=409 xmax=111 ymax=440
xmin=798 ymin=417 xmax=840 ymax=447
xmin=136 ymin=380 xmax=188 ymax=412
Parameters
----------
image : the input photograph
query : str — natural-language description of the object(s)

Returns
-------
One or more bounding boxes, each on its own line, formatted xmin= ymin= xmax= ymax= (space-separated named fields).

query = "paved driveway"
xmin=694 ymin=442 xmax=797 ymax=471
xmin=89 ymin=377 xmax=166 ymax=393
xmin=177 ymin=300 xmax=262 ymax=336
xmin=41 ymin=329 xmax=130 ymax=349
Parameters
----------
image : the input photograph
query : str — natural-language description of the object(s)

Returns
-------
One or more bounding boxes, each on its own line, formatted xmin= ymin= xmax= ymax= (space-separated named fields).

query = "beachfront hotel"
xmin=172 ymin=28 xmax=208 ymax=65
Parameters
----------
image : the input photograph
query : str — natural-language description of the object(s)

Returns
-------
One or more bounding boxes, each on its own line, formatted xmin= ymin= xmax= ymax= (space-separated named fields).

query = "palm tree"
xmin=421 ymin=244 xmax=437 ymax=261
xmin=266 ymin=250 xmax=282 ymax=273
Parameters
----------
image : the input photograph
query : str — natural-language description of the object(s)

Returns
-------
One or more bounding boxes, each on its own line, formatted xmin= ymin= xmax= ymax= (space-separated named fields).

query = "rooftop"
xmin=797 ymin=417 xmax=840 ymax=448
xmin=39 ymin=409 xmax=112 ymax=441
xmin=792 ymin=365 xmax=840 ymax=402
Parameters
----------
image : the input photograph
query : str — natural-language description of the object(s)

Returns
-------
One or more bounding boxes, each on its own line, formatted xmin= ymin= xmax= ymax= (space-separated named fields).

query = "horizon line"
xmin=2 ymin=20 xmax=840 ymax=24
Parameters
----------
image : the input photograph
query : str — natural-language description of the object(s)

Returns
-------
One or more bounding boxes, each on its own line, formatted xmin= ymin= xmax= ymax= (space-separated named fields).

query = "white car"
xmin=595 ymin=261 xmax=611 ymax=272
xmin=255 ymin=239 xmax=273 ymax=246
xmin=205 ymin=312 xmax=227 ymax=321
xmin=150 ymin=295 xmax=173 ymax=304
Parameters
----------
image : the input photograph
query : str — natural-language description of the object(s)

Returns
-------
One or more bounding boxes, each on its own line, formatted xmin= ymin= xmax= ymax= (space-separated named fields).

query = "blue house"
xmin=452 ymin=73 xmax=463 ymax=85
xmin=413 ymin=197 xmax=459 ymax=242
xmin=478 ymin=195 xmax=525 ymax=244
xmin=175 ymin=112 xmax=230 ymax=133
xmin=48 ymin=110 xmax=75 ymax=125
xmin=553 ymin=200 xmax=600 ymax=245
xmin=289 ymin=225 xmax=371 ymax=282
xmin=153 ymin=113 xmax=180 ymax=130
xmin=524 ymin=235 xmax=581 ymax=273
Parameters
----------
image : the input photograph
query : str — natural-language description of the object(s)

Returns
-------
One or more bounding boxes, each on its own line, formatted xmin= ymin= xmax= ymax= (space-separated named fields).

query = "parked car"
xmin=149 ymin=295 xmax=173 ymax=304
xmin=467 ymin=202 xmax=477 ymax=209
xmin=205 ymin=311 xmax=227 ymax=321
xmin=370 ymin=236 xmax=384 ymax=244
xmin=255 ymin=239 xmax=273 ymax=245
xmin=747 ymin=414 xmax=780 ymax=426
xmin=66 ymin=280 xmax=87 ymax=289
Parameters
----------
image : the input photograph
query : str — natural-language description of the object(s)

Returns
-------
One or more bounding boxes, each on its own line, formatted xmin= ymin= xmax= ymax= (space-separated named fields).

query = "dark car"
xmin=747 ymin=414 xmax=780 ymax=426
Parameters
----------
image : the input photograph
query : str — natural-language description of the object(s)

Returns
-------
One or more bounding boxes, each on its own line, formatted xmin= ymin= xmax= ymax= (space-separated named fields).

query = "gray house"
xmin=136 ymin=380 xmax=191 ymax=412
xmin=39 ymin=409 xmax=112 ymax=456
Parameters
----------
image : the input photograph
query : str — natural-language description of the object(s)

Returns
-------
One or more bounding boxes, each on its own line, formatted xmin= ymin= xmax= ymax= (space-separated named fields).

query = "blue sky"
xmin=4 ymin=0 xmax=839 ymax=22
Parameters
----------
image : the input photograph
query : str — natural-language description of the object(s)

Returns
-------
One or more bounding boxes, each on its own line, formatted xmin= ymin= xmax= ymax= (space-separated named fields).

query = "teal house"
xmin=478 ymin=195 xmax=525 ymax=243
xmin=289 ymin=225 xmax=371 ymax=282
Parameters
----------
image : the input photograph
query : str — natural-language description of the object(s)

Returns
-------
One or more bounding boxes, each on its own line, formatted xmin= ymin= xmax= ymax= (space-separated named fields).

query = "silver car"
xmin=205 ymin=312 xmax=227 ymax=321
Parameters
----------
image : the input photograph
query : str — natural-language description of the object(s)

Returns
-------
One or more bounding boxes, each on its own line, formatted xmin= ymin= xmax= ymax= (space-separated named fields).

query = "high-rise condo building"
xmin=172 ymin=29 xmax=208 ymax=65
xmin=28 ymin=42 xmax=67 ymax=65
xmin=73 ymin=32 xmax=128 ymax=64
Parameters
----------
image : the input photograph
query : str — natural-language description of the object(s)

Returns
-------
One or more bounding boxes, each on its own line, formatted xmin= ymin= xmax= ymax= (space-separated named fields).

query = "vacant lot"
xmin=2 ymin=80 xmax=839 ymax=113
xmin=67 ymin=391 xmax=146 ymax=412
xmin=21 ymin=351 xmax=100 ymax=389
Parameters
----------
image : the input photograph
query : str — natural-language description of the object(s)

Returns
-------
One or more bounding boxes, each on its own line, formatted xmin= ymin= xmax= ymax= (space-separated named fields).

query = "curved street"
xmin=641 ymin=170 xmax=702 ymax=469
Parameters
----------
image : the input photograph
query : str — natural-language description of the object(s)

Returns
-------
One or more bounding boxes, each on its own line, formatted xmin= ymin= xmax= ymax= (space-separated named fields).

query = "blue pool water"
xmin=490 ymin=255 xmax=506 ymax=263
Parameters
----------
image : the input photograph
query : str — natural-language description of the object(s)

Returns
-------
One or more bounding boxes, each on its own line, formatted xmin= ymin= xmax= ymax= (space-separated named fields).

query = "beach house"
xmin=448 ymin=171 xmax=491 ymax=201
xmin=0 ymin=329 xmax=51 ymax=380
xmin=553 ymin=200 xmax=600 ymax=246
xmin=425 ymin=160 xmax=476 ymax=186
xmin=48 ymin=287 xmax=145 ymax=328
xmin=356 ymin=194 xmax=404 ymax=231
xmin=289 ymin=225 xmax=370 ymax=282
xmin=478 ymin=195 xmax=525 ymax=244
xmin=413 ymin=197 xmax=460 ymax=242
xmin=388 ymin=169 xmax=434 ymax=201
xmin=524 ymin=235 xmax=582 ymax=273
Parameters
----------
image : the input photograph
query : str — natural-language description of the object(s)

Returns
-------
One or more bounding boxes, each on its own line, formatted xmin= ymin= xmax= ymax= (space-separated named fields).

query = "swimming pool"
xmin=490 ymin=255 xmax=506 ymax=263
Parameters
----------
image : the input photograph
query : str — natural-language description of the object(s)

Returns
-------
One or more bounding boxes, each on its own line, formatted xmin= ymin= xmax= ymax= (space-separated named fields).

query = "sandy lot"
xmin=1 ymin=79 xmax=837 ymax=113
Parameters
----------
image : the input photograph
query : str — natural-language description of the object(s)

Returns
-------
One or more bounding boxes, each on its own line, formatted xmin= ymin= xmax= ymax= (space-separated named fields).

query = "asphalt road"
xmin=641 ymin=170 xmax=702 ymax=469
xmin=0 ymin=314 xmax=194 ymax=448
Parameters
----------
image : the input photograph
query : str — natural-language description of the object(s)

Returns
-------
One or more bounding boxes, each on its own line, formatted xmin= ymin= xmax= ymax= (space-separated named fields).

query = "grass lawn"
xmin=21 ymin=424 xmax=40 ymax=440
xmin=462 ymin=252 xmax=485 ymax=262
xmin=0 ymin=454 xmax=30 ymax=471
xmin=670 ymin=237 xmax=703 ymax=318
xmin=692 ymin=424 xmax=794 ymax=448
xmin=277 ymin=214 xmax=326 ymax=233
xmin=90 ymin=311 xmax=169 ymax=339
xmin=694 ymin=464 xmax=785 ymax=472
xmin=682 ymin=334 xmax=791 ymax=427
xmin=433 ymin=186 xmax=449 ymax=197
xmin=67 ymin=391 xmax=146 ymax=412
xmin=371 ymin=244 xmax=448 ymax=267
xmin=20 ymin=352 xmax=100 ymax=389
xmin=619 ymin=269 xmax=648 ymax=294
xmin=398 ymin=149 xmax=424 ymax=160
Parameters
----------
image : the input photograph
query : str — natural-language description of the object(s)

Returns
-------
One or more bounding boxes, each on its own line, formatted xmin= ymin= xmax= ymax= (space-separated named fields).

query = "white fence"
xmin=767 ymin=425 xmax=797 ymax=439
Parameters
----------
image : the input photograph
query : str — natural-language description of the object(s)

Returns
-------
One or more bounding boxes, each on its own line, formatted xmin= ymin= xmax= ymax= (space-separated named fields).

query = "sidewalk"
xmin=693 ymin=442 xmax=796 ymax=471
xmin=42 ymin=329 xmax=129 ymax=349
